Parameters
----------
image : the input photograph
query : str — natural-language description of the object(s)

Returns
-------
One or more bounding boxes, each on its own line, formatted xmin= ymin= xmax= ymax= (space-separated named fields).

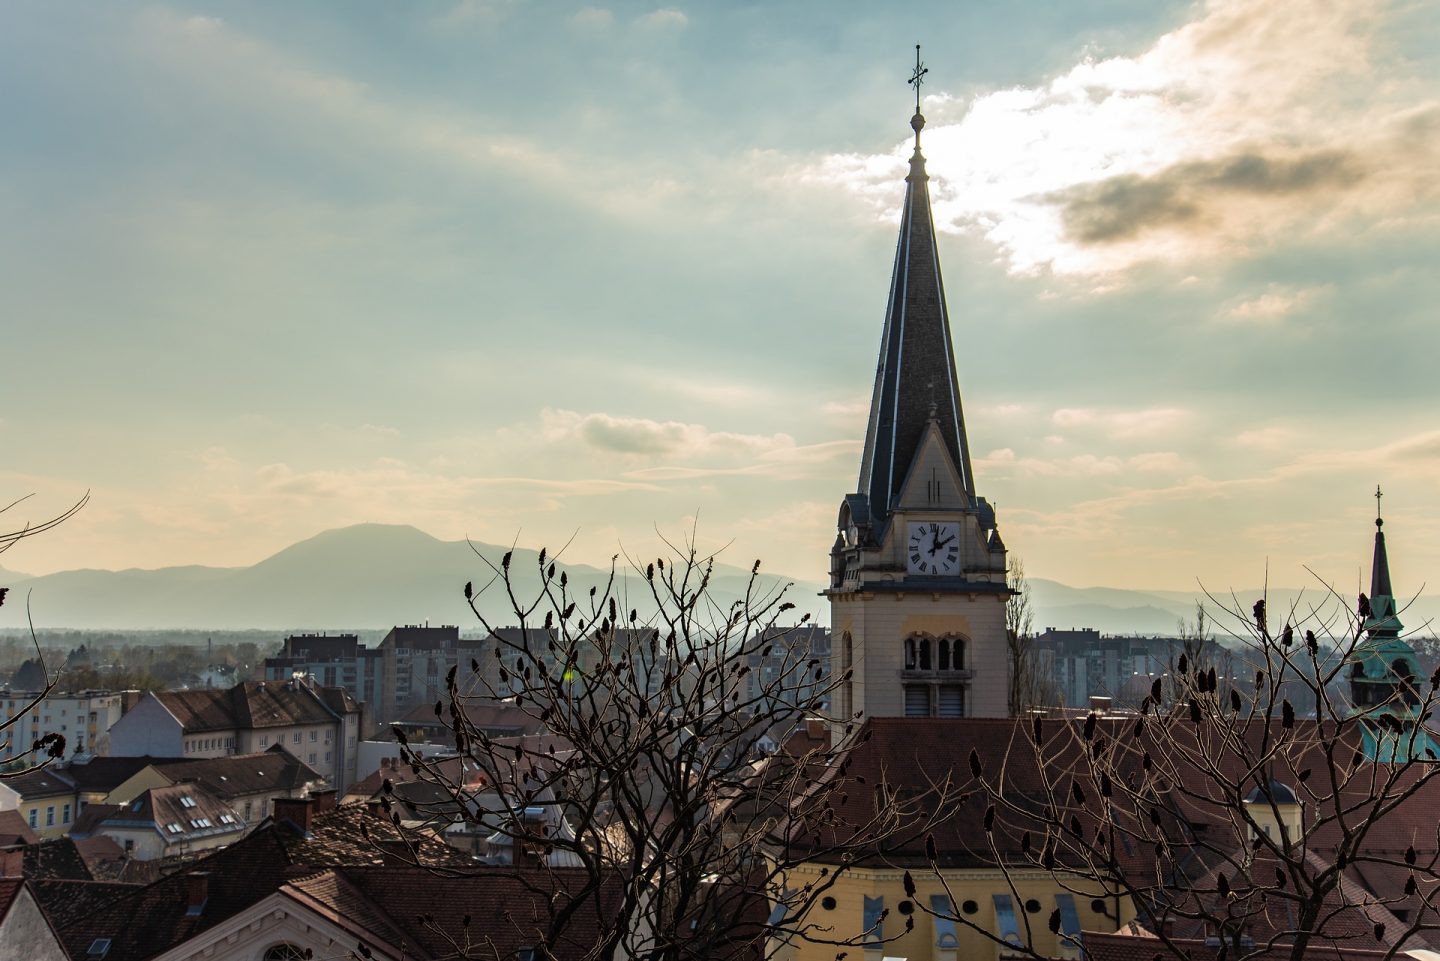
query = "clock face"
xmin=907 ymin=521 xmax=959 ymax=575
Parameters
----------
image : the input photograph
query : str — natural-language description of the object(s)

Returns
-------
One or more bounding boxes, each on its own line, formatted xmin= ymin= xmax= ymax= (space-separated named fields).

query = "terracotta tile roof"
xmin=285 ymin=865 xmax=625 ymax=961
xmin=70 ymin=835 xmax=126 ymax=876
xmin=0 ymin=808 xmax=39 ymax=846
xmin=70 ymin=803 xmax=121 ymax=836
xmin=801 ymin=717 xmax=1118 ymax=869
xmin=395 ymin=699 xmax=543 ymax=737
xmin=1081 ymin=930 xmax=1401 ymax=961
xmin=346 ymin=754 xmax=490 ymax=804
xmin=58 ymin=801 xmax=472 ymax=961
xmin=0 ymin=877 xmax=22 ymax=920
xmin=151 ymin=748 xmax=324 ymax=800
xmin=0 ymin=767 xmax=77 ymax=800
xmin=152 ymin=680 xmax=357 ymax=735
xmin=31 ymin=878 xmax=142 ymax=928
xmin=62 ymin=755 xmax=185 ymax=794
xmin=100 ymin=781 xmax=248 ymax=846
xmin=22 ymin=838 xmax=93 ymax=880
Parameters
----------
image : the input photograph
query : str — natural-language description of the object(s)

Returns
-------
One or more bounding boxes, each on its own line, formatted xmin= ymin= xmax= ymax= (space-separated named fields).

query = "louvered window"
xmin=904 ymin=685 xmax=930 ymax=717
xmin=938 ymin=686 xmax=964 ymax=718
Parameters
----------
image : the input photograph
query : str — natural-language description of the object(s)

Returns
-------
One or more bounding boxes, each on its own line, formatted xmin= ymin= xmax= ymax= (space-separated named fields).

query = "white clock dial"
xmin=906 ymin=521 xmax=959 ymax=575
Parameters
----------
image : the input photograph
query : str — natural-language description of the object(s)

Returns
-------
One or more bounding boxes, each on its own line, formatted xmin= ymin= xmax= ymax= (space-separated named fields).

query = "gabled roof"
xmin=0 ymin=767 xmax=77 ymax=800
xmin=284 ymin=865 xmax=625 ymax=961
xmin=150 ymin=748 xmax=324 ymax=799
xmin=21 ymin=837 xmax=93 ymax=880
xmin=152 ymin=680 xmax=348 ymax=734
xmin=98 ymin=782 xmax=245 ymax=844
xmin=59 ymin=801 xmax=472 ymax=961
xmin=31 ymin=878 xmax=142 ymax=929
xmin=0 ymin=878 xmax=22 ymax=921
xmin=0 ymin=808 xmax=39 ymax=846
xmin=855 ymin=108 xmax=975 ymax=524
xmin=63 ymin=755 xmax=186 ymax=794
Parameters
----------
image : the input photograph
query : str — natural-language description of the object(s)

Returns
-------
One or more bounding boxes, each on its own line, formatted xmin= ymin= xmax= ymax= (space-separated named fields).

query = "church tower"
xmin=829 ymin=55 xmax=1011 ymax=724
xmin=1349 ymin=489 xmax=1419 ymax=712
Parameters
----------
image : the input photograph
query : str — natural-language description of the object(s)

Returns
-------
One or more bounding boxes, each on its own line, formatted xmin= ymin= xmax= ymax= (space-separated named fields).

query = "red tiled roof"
xmin=155 ymin=681 xmax=349 ymax=733
xmin=286 ymin=865 xmax=626 ymax=961
xmin=0 ymin=808 xmax=39 ymax=846
xmin=0 ymin=767 xmax=77 ymax=800
xmin=152 ymin=748 xmax=324 ymax=799
xmin=1081 ymin=930 xmax=1403 ymax=961
xmin=58 ymin=801 xmax=472 ymax=961
xmin=100 ymin=781 xmax=248 ymax=845
xmin=0 ymin=878 xmax=22 ymax=921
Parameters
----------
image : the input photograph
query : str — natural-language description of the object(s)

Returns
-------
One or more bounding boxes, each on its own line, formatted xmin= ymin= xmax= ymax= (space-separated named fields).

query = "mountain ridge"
xmin=1 ymin=524 xmax=1435 ymax=635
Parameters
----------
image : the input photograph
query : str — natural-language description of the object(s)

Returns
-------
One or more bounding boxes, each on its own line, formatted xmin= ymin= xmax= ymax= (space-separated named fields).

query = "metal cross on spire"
xmin=908 ymin=44 xmax=928 ymax=116
xmin=1376 ymin=484 xmax=1384 ymax=526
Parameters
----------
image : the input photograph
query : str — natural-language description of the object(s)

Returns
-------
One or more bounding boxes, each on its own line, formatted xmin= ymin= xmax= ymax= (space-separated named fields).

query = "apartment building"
xmin=0 ymin=690 xmax=124 ymax=762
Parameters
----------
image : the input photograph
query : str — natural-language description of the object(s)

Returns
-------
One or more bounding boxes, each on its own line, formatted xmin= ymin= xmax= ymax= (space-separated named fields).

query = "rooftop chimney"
xmin=311 ymin=789 xmax=337 ymax=814
xmin=0 ymin=849 xmax=23 ymax=877
xmin=272 ymin=797 xmax=315 ymax=835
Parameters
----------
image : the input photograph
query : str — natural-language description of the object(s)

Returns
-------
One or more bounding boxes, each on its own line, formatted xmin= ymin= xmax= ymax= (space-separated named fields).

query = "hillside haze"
xmin=2 ymin=523 xmax=1436 ymax=636
xmin=0 ymin=524 xmax=829 ymax=631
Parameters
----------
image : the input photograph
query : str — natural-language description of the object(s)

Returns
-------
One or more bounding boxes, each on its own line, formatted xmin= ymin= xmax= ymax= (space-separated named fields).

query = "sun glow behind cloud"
xmin=809 ymin=0 xmax=1440 ymax=278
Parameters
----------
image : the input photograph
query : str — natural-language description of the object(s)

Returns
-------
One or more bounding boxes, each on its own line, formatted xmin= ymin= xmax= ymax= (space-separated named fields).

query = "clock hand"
xmin=935 ymin=534 xmax=955 ymax=550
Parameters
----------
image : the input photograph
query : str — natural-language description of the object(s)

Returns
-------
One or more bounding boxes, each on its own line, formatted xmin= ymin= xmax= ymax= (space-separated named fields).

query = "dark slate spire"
xmin=1367 ymin=487 xmax=1402 ymax=638
xmin=855 ymin=101 xmax=975 ymax=523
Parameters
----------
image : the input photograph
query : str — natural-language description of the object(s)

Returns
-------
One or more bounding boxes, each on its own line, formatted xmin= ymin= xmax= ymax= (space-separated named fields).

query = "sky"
xmin=3 ymin=0 xmax=1439 ymax=596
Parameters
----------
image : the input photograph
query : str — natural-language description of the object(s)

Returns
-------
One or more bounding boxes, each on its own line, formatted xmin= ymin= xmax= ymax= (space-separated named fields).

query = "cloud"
xmin=1051 ymin=406 xmax=1192 ymax=440
xmin=821 ymin=398 xmax=870 ymax=418
xmin=977 ymin=450 xmax=1185 ymax=478
xmin=1384 ymin=431 xmax=1440 ymax=463
xmin=128 ymin=9 xmax=693 ymax=224
xmin=805 ymin=0 xmax=1440 ymax=278
xmin=570 ymin=7 xmax=614 ymax=30
xmin=636 ymin=8 xmax=688 ymax=29
xmin=1219 ymin=284 xmax=1333 ymax=325
xmin=1051 ymin=148 xmax=1362 ymax=244
xmin=541 ymin=409 xmax=799 ymax=458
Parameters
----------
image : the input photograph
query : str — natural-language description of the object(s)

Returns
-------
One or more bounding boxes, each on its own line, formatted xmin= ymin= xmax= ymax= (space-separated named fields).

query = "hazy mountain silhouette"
xmin=0 ymin=524 xmax=828 ymax=631
xmin=1 ymin=524 xmax=1434 ymax=635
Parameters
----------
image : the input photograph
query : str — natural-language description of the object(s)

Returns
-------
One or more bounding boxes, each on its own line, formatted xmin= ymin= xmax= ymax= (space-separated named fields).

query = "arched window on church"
xmin=918 ymin=638 xmax=932 ymax=671
xmin=938 ymin=639 xmax=950 ymax=671
xmin=904 ymin=638 xmax=917 ymax=670
xmin=1352 ymin=661 xmax=1366 ymax=679
xmin=950 ymin=638 xmax=965 ymax=671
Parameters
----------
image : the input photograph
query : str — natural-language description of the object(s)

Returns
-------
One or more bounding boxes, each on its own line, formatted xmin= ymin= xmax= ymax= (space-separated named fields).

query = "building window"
xmin=325 ymin=730 xmax=332 ymax=742
xmin=46 ymin=806 xmax=55 ymax=826
xmin=63 ymin=803 xmax=71 ymax=823
xmin=263 ymin=944 xmax=309 ymax=961
xmin=938 ymin=686 xmax=964 ymax=718
xmin=28 ymin=810 xmax=37 ymax=829
xmin=293 ymin=733 xmax=301 ymax=745
xmin=309 ymin=730 xmax=317 ymax=742
xmin=904 ymin=685 xmax=930 ymax=717
xmin=259 ymin=735 xmax=268 ymax=747
xmin=325 ymin=751 xmax=332 ymax=763
xmin=308 ymin=753 xmax=317 ymax=766
xmin=862 ymin=895 xmax=885 ymax=947
xmin=993 ymin=894 xmax=1022 ymax=947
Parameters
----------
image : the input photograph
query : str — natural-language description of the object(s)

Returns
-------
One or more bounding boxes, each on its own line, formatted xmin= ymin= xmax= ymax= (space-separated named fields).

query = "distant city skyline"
xmin=5 ymin=0 xmax=1439 ymax=594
